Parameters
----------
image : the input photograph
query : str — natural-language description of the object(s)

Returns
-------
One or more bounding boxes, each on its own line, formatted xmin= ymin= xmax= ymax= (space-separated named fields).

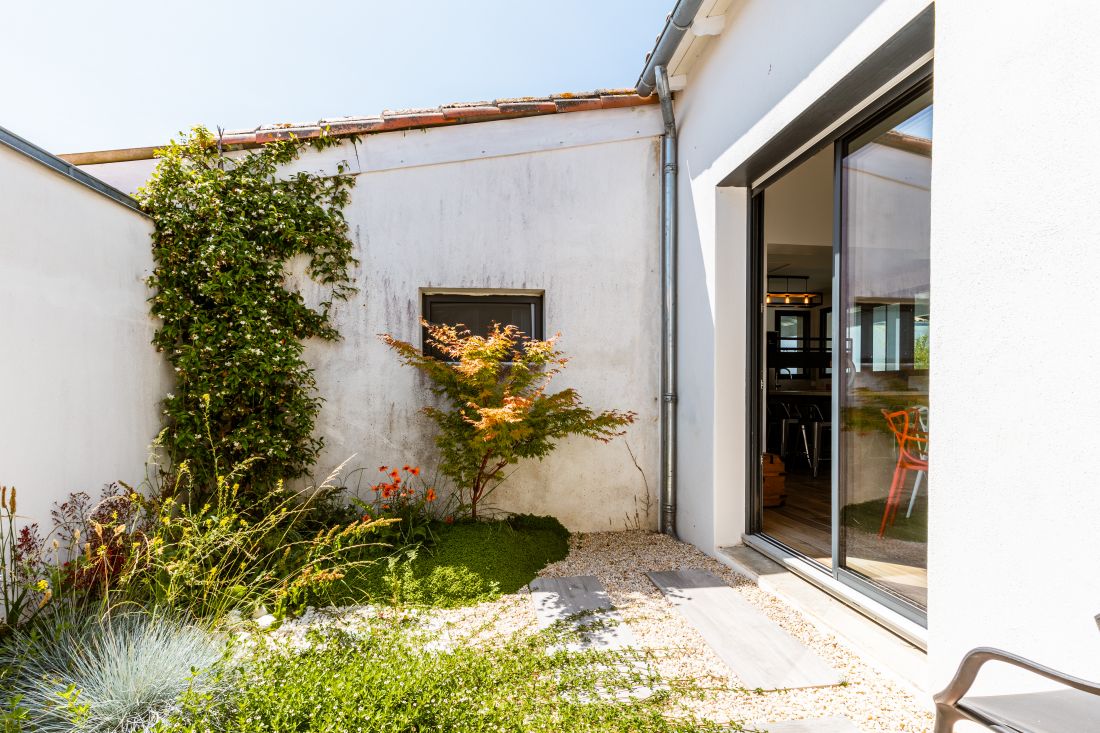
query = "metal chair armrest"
xmin=935 ymin=647 xmax=1100 ymax=707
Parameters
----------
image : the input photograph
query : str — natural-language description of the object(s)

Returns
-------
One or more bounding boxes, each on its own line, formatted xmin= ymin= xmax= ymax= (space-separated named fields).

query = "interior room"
xmin=757 ymin=97 xmax=931 ymax=611
xmin=761 ymin=146 xmax=836 ymax=568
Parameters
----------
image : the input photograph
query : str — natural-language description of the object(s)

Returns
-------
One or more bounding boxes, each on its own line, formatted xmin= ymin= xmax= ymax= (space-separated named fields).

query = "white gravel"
xmin=538 ymin=531 xmax=934 ymax=732
xmin=266 ymin=530 xmax=933 ymax=732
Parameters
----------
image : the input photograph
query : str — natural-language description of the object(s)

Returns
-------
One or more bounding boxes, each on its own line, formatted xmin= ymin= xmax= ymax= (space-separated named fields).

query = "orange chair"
xmin=879 ymin=407 xmax=929 ymax=537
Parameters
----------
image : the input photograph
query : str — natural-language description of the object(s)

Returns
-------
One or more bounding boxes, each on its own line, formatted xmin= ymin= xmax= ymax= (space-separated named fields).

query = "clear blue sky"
xmin=2 ymin=0 xmax=672 ymax=154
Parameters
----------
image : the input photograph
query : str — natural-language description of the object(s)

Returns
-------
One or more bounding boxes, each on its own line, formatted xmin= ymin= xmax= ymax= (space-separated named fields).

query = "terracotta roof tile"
xmin=58 ymin=89 xmax=657 ymax=165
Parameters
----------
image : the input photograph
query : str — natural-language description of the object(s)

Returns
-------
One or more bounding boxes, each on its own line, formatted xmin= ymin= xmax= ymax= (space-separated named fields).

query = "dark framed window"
xmin=775 ymin=310 xmax=809 ymax=377
xmin=421 ymin=293 xmax=544 ymax=359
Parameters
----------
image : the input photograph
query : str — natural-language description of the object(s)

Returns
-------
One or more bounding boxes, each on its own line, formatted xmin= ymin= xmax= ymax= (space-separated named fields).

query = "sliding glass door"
xmin=837 ymin=84 xmax=932 ymax=610
xmin=748 ymin=75 xmax=932 ymax=623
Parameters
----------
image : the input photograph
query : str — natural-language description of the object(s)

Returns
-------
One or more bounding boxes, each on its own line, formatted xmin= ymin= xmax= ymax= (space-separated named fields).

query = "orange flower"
xmin=402 ymin=465 xmax=410 ymax=472
xmin=411 ymin=467 xmax=421 ymax=476
xmin=443 ymin=515 xmax=454 ymax=524
xmin=378 ymin=465 xmax=388 ymax=472
xmin=425 ymin=488 xmax=437 ymax=502
xmin=389 ymin=469 xmax=400 ymax=480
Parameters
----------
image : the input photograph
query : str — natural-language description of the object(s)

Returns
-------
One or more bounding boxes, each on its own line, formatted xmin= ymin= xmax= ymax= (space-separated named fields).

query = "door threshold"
xmin=718 ymin=537 xmax=929 ymax=697
xmin=740 ymin=533 xmax=927 ymax=648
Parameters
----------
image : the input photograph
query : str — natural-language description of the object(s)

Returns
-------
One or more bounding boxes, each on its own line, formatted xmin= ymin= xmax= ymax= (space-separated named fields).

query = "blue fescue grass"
xmin=1 ymin=611 xmax=224 ymax=732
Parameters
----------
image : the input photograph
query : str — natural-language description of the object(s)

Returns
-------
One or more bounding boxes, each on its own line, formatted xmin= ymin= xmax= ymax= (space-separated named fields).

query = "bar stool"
xmin=776 ymin=402 xmax=803 ymax=460
xmin=807 ymin=404 xmax=831 ymax=478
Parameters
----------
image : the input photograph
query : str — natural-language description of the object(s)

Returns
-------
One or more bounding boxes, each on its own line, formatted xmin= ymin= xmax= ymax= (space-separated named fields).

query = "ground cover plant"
xmin=158 ymin=623 xmax=743 ymax=733
xmin=382 ymin=322 xmax=636 ymax=518
xmin=338 ymin=513 xmax=571 ymax=608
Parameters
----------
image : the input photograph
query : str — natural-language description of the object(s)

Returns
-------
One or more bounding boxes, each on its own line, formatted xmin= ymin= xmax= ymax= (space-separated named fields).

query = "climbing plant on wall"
xmin=139 ymin=127 xmax=357 ymax=497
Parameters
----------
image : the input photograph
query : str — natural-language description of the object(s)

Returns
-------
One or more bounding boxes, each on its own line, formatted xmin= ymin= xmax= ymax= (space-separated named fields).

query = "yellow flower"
xmin=35 ymin=579 xmax=49 ymax=592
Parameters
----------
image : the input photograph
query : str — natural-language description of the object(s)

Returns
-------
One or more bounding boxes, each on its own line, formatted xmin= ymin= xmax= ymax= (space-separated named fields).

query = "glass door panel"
xmin=838 ymin=88 xmax=932 ymax=609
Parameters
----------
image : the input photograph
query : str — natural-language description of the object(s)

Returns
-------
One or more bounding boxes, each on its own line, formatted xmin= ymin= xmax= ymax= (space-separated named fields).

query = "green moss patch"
xmin=340 ymin=514 xmax=570 ymax=608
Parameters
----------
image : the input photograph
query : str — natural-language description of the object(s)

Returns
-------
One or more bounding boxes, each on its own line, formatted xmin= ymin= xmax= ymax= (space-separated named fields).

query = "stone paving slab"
xmin=648 ymin=569 xmax=842 ymax=690
xmin=528 ymin=575 xmax=636 ymax=651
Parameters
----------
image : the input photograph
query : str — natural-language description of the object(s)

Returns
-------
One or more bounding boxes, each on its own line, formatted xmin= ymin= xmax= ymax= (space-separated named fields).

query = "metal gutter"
xmin=0 ymin=125 xmax=145 ymax=215
xmin=656 ymin=65 xmax=679 ymax=538
xmin=636 ymin=0 xmax=705 ymax=97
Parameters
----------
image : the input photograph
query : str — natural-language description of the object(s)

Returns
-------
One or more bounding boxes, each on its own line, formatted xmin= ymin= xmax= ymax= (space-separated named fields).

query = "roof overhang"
xmin=636 ymin=0 xmax=735 ymax=96
xmin=59 ymin=90 xmax=656 ymax=166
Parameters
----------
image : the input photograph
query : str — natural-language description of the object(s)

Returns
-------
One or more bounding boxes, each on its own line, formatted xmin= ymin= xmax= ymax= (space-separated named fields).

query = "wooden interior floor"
xmin=762 ymin=470 xmax=928 ymax=608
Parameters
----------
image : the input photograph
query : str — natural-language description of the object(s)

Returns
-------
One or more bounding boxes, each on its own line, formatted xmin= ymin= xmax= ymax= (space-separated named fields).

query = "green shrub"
xmin=381 ymin=323 xmax=636 ymax=519
xmin=160 ymin=624 xmax=740 ymax=733
xmin=1 ymin=611 xmax=224 ymax=733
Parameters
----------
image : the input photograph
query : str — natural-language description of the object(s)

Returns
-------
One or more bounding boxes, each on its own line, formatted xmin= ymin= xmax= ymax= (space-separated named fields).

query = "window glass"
xmin=839 ymin=89 xmax=932 ymax=608
xmin=422 ymin=294 xmax=543 ymax=359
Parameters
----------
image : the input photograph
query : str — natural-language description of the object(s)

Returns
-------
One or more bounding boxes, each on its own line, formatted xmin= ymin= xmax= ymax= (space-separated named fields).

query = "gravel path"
xmin=277 ymin=530 xmax=933 ymax=732
xmin=537 ymin=531 xmax=933 ymax=732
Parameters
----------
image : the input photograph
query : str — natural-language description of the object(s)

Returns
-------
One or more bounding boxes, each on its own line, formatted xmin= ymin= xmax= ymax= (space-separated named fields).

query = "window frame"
xmin=773 ymin=310 xmax=811 ymax=379
xmin=420 ymin=292 xmax=545 ymax=360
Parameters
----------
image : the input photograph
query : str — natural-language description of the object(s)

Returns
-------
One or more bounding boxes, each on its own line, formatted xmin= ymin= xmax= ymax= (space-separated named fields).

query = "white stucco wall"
xmin=0 ymin=143 xmax=167 ymax=532
xmin=673 ymin=0 xmax=1100 ymax=697
xmin=673 ymin=0 xmax=930 ymax=553
xmin=83 ymin=106 xmax=665 ymax=533
xmin=300 ymin=110 xmax=663 ymax=532
xmin=928 ymin=0 xmax=1100 ymax=693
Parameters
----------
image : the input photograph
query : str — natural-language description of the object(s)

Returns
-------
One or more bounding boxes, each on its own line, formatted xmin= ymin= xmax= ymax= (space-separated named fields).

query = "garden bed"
xmin=257 ymin=531 xmax=933 ymax=732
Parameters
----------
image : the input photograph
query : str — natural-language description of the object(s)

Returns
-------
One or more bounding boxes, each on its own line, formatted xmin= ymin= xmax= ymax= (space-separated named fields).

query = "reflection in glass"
xmin=839 ymin=90 xmax=932 ymax=608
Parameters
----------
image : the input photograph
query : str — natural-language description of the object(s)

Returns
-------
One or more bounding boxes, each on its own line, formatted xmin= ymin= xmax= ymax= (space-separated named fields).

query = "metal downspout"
xmin=656 ymin=66 xmax=678 ymax=538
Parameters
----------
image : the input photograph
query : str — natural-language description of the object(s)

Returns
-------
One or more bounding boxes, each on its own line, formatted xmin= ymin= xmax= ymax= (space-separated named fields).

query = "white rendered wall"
xmin=0 ymin=144 xmax=167 ymax=532
xmin=86 ymin=107 xmax=665 ymax=533
xmin=672 ymin=0 xmax=930 ymax=552
xmin=928 ymin=0 xmax=1100 ymax=693
xmin=297 ymin=111 xmax=663 ymax=532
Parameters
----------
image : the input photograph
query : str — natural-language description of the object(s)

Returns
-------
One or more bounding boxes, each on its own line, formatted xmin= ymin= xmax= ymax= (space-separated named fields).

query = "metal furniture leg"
xmin=906 ymin=470 xmax=924 ymax=518
xmin=812 ymin=421 xmax=831 ymax=478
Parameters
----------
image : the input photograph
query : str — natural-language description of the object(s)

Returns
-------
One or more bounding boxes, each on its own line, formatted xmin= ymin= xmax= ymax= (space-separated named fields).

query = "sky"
xmin=1 ymin=0 xmax=673 ymax=154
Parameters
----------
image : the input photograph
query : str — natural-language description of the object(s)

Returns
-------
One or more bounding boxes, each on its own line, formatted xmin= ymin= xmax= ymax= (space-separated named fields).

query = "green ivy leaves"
xmin=138 ymin=127 xmax=357 ymax=498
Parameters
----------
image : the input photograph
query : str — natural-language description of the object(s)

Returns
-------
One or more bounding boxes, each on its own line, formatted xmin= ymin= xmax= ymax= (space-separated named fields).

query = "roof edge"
xmin=1 ymin=126 xmax=145 ymax=215
xmin=60 ymin=90 xmax=657 ymax=166
xmin=636 ymin=0 xmax=705 ymax=97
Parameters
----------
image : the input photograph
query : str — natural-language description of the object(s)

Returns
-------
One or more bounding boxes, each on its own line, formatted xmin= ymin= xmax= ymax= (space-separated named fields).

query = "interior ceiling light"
xmin=766 ymin=275 xmax=823 ymax=308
